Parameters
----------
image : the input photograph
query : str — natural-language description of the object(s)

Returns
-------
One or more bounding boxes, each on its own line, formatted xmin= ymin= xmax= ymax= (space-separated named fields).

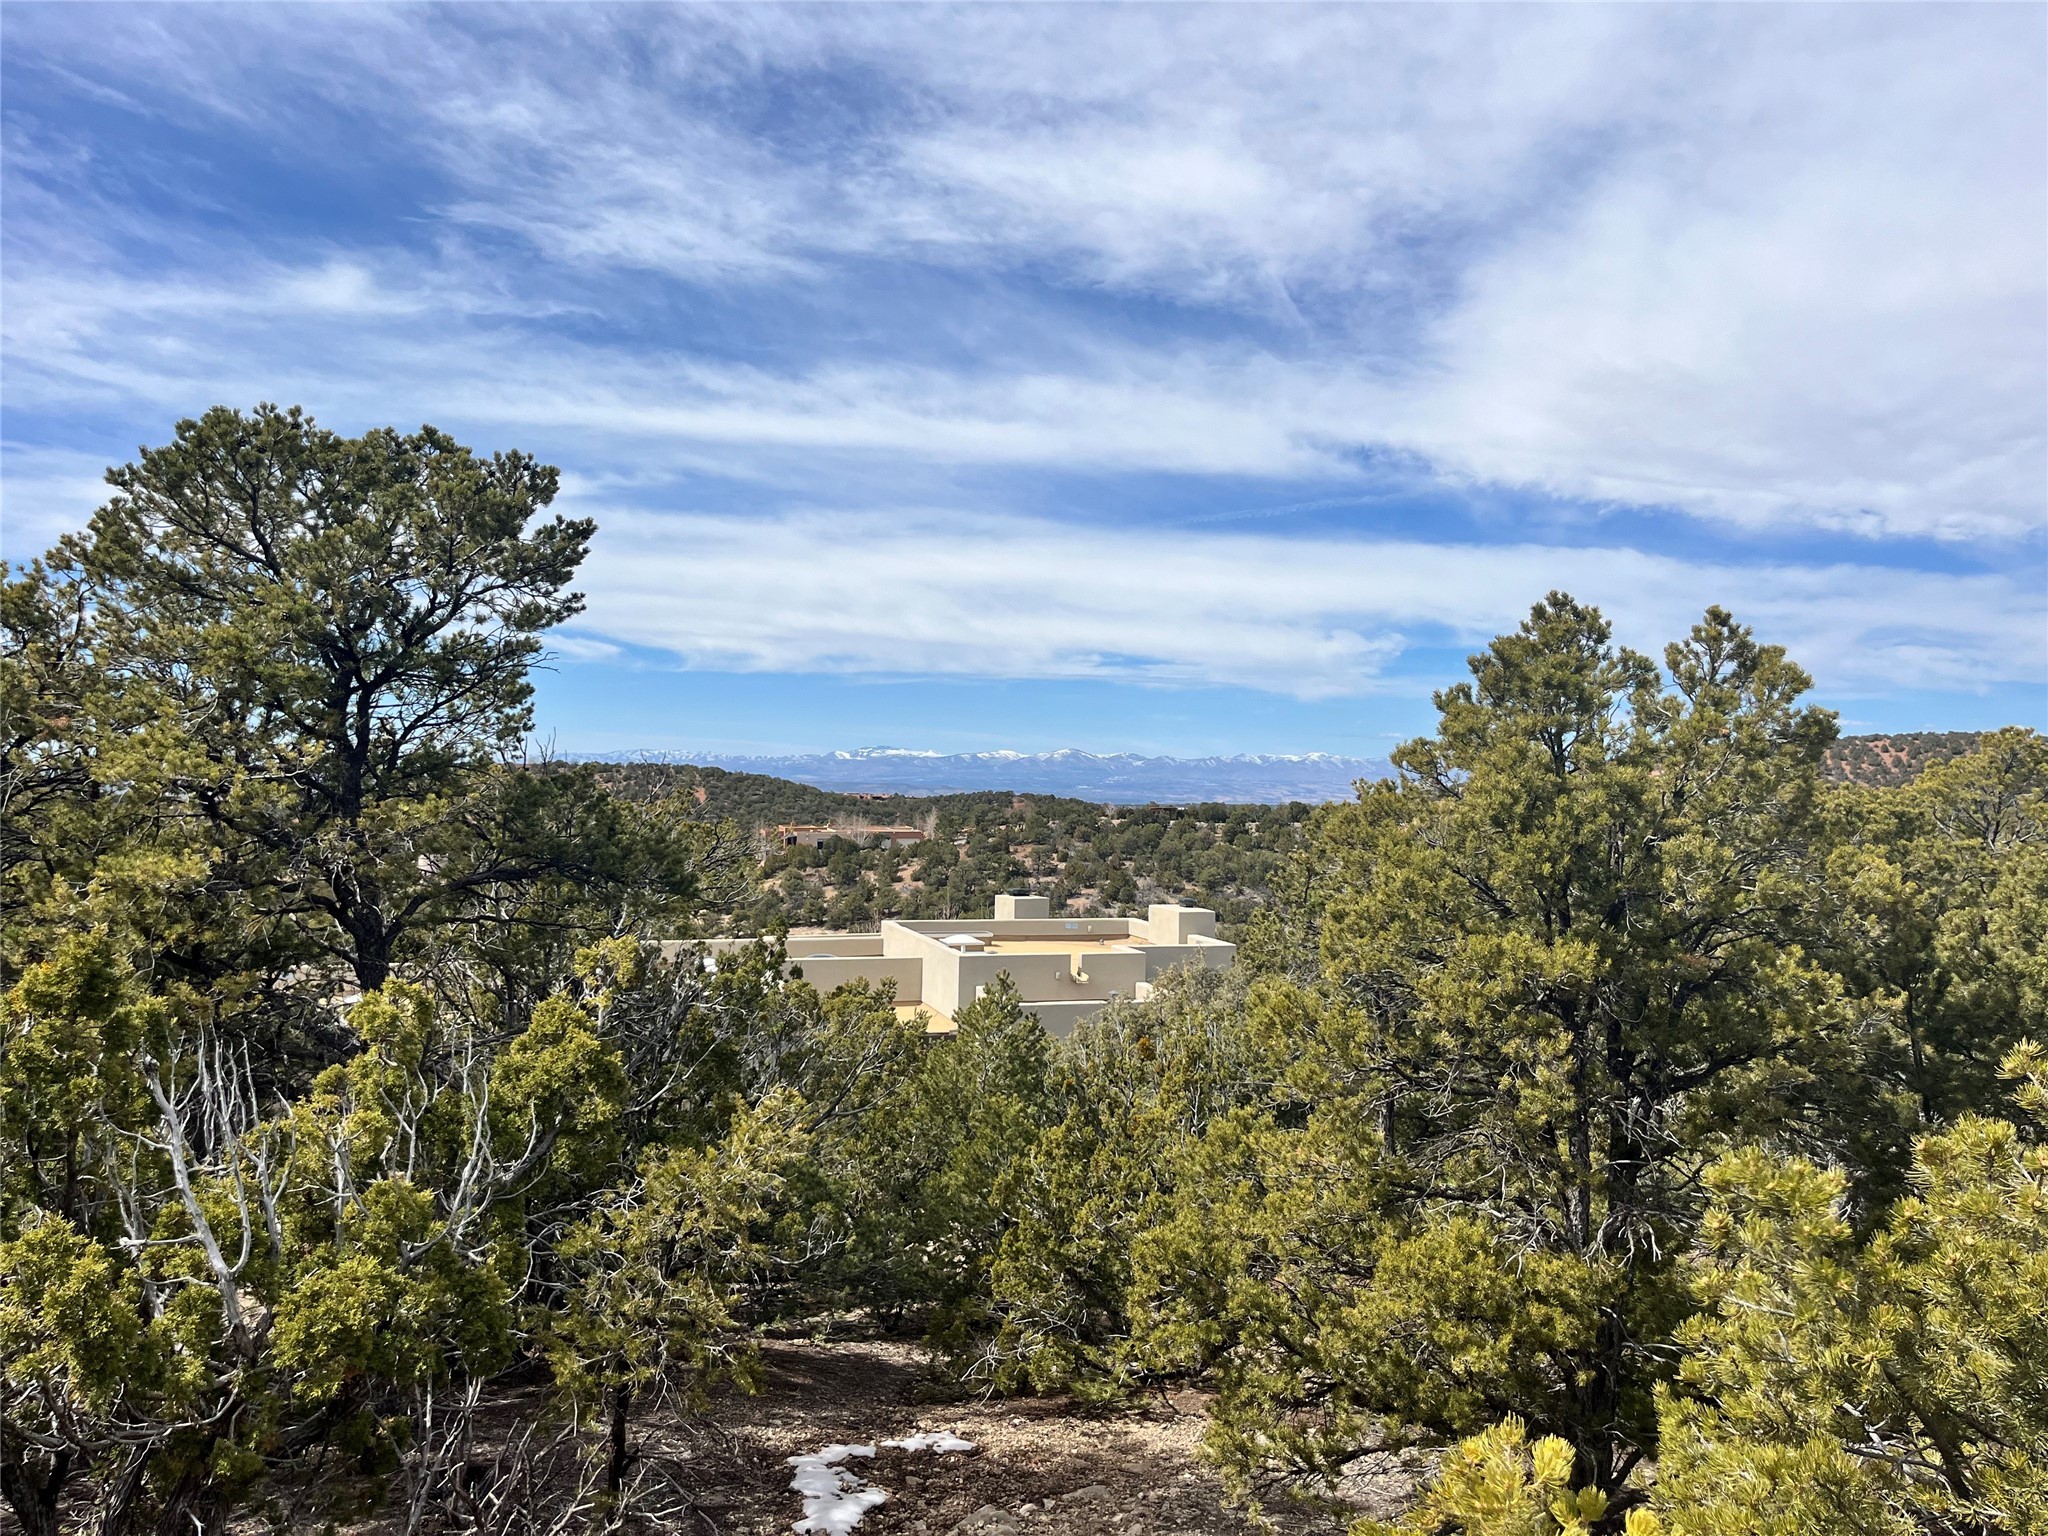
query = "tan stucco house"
xmin=674 ymin=895 xmax=1235 ymax=1036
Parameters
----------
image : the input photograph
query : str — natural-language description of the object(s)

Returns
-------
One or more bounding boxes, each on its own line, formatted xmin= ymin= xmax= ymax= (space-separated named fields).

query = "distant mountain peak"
xmin=580 ymin=746 xmax=1389 ymax=804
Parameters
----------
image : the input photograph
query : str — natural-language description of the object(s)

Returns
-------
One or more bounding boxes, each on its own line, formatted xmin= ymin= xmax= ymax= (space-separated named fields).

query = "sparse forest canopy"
xmin=2 ymin=409 xmax=2043 ymax=1536
xmin=580 ymin=737 xmax=1972 ymax=942
xmin=575 ymin=761 xmax=1314 ymax=938
xmin=1823 ymin=730 xmax=1987 ymax=788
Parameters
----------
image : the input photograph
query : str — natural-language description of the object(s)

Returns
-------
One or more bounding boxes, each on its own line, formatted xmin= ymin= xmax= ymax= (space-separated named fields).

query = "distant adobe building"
xmin=675 ymin=894 xmax=1235 ymax=1036
xmin=769 ymin=822 xmax=927 ymax=849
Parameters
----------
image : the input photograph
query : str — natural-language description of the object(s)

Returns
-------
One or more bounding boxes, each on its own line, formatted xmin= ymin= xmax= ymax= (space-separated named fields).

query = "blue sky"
xmin=3 ymin=4 xmax=2043 ymax=757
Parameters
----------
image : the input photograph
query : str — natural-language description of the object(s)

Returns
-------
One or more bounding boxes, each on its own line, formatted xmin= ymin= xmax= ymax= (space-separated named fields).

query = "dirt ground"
xmin=225 ymin=1337 xmax=1423 ymax=1536
xmin=603 ymin=1338 xmax=1415 ymax=1536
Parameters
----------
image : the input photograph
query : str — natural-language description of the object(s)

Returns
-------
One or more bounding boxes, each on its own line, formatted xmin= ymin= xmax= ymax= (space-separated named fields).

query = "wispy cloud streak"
xmin=577 ymin=506 xmax=2046 ymax=700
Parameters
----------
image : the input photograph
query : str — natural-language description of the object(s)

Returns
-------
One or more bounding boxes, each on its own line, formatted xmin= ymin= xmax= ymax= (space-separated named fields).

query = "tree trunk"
xmin=150 ymin=1464 xmax=228 ymax=1536
xmin=96 ymin=1445 xmax=155 ymax=1536
xmin=0 ymin=1429 xmax=69 ymax=1536
xmin=1565 ymin=1003 xmax=1595 ymax=1252
xmin=1905 ymin=987 xmax=1933 ymax=1126
xmin=343 ymin=892 xmax=392 ymax=993
xmin=606 ymin=1381 xmax=633 ymax=1495
xmin=141 ymin=1431 xmax=228 ymax=1536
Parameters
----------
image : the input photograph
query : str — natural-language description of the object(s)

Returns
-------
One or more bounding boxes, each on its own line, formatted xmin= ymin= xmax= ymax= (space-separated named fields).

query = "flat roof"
xmin=980 ymin=937 xmax=1147 ymax=954
xmin=894 ymin=1002 xmax=955 ymax=1034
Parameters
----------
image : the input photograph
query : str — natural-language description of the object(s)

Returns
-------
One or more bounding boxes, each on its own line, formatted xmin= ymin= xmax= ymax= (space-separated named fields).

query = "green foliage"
xmin=489 ymin=991 xmax=630 ymax=1187
xmin=270 ymin=1243 xmax=512 ymax=1409
xmin=0 ymin=1213 xmax=170 ymax=1420
xmin=1651 ymin=1042 xmax=2048 ymax=1536
xmin=1823 ymin=726 xmax=2048 ymax=1152
xmin=1127 ymin=597 xmax=1855 ymax=1498
xmin=980 ymin=964 xmax=1262 ymax=1394
xmin=2 ymin=407 xmax=710 ymax=1066
xmin=0 ymin=931 xmax=164 ymax=1231
xmin=0 ymin=1214 xmax=193 ymax=1536
xmin=813 ymin=975 xmax=1057 ymax=1345
xmin=548 ymin=1091 xmax=807 ymax=1490
xmin=1 ymin=962 xmax=625 ymax=1533
xmin=0 ymin=562 xmax=101 ymax=966
xmin=8 ymin=458 xmax=2042 ymax=1536
xmin=51 ymin=404 xmax=597 ymax=990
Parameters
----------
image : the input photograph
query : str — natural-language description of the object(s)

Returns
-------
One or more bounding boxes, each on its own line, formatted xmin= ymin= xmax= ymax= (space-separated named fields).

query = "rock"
xmin=952 ymin=1505 xmax=1022 ymax=1534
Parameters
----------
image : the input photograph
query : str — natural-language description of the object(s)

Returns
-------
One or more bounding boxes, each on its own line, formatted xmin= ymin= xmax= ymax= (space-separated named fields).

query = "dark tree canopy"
xmin=57 ymin=404 xmax=596 ymax=988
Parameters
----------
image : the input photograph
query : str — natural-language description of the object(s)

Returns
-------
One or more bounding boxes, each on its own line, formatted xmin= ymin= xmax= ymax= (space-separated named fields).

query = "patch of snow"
xmin=882 ymin=1431 xmax=976 ymax=1453
xmin=788 ymin=1433 xmax=976 ymax=1535
xmin=789 ymin=1444 xmax=882 ymax=1536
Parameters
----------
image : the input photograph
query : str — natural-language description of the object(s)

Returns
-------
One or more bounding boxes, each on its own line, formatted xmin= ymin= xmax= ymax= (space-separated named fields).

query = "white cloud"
xmin=1390 ymin=14 xmax=2046 ymax=543
xmin=6 ymin=5 xmax=2039 ymax=547
xmin=0 ymin=269 xmax=1329 ymax=481
xmin=3 ymin=230 xmax=2038 ymax=559
xmin=0 ymin=443 xmax=115 ymax=558
xmin=543 ymin=631 xmax=625 ymax=664
xmin=574 ymin=504 xmax=2045 ymax=700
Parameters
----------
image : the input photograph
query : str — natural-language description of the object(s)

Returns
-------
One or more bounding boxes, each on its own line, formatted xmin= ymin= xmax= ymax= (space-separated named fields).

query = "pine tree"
xmin=1134 ymin=597 xmax=1859 ymax=1495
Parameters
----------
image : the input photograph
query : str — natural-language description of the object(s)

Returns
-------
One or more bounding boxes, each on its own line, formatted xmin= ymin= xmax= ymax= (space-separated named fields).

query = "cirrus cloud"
xmin=575 ymin=504 xmax=2045 ymax=701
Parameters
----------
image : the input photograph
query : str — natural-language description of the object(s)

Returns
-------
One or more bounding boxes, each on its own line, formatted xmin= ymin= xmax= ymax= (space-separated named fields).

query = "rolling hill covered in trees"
xmin=590 ymin=732 xmax=1992 ymax=941
xmin=1822 ymin=730 xmax=1988 ymax=787
xmin=581 ymin=760 xmax=1311 ymax=937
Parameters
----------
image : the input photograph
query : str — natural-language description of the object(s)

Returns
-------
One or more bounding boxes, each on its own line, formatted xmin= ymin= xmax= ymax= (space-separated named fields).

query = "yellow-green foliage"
xmin=490 ymin=991 xmax=629 ymax=1179
xmin=270 ymin=1179 xmax=513 ymax=1406
xmin=0 ymin=1215 xmax=170 ymax=1417
xmin=1361 ymin=1417 xmax=1666 ymax=1536
xmin=0 ymin=931 xmax=164 ymax=1230
xmin=548 ymin=1089 xmax=807 ymax=1422
xmin=2 ymin=964 xmax=635 ymax=1530
xmin=1653 ymin=1043 xmax=2048 ymax=1535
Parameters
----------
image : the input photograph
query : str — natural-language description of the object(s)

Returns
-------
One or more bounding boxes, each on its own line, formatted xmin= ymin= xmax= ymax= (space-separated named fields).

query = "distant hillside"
xmin=563 ymin=733 xmax=2026 ymax=939
xmin=1823 ymin=731 xmax=1984 ymax=788
xmin=583 ymin=761 xmax=1103 ymax=829
xmin=582 ymin=746 xmax=1387 ymax=805
xmin=570 ymin=759 xmax=1316 ymax=937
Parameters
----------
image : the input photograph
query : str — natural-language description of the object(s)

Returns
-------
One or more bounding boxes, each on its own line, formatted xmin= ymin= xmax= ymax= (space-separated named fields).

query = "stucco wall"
xmin=784 ymin=955 xmax=924 ymax=1001
xmin=670 ymin=906 xmax=1234 ymax=1034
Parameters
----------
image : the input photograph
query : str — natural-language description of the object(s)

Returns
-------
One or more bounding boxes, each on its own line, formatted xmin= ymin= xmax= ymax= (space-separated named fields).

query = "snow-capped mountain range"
xmin=581 ymin=746 xmax=1390 ymax=804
